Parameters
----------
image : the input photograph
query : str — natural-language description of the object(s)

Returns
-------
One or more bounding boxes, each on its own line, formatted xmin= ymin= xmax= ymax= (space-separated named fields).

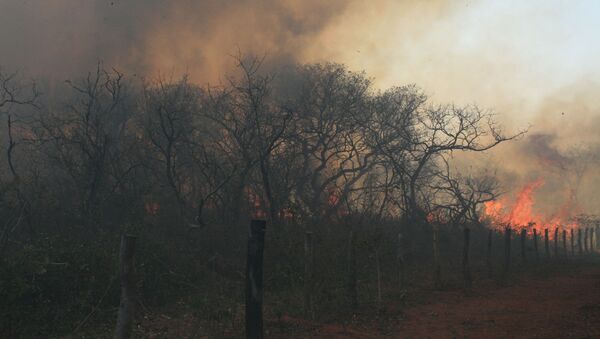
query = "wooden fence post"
xmin=486 ymin=229 xmax=493 ymax=277
xmin=397 ymin=233 xmax=405 ymax=288
xmin=533 ymin=229 xmax=539 ymax=260
xmin=463 ymin=227 xmax=471 ymax=288
xmin=520 ymin=229 xmax=527 ymax=264
xmin=375 ymin=247 xmax=382 ymax=308
xmin=115 ymin=235 xmax=137 ymax=339
xmin=347 ymin=230 xmax=358 ymax=308
xmin=562 ymin=230 xmax=567 ymax=258
xmin=554 ymin=228 xmax=559 ymax=258
xmin=578 ymin=229 xmax=583 ymax=255
xmin=503 ymin=227 xmax=511 ymax=280
xmin=570 ymin=229 xmax=575 ymax=256
xmin=246 ymin=220 xmax=266 ymax=339
xmin=544 ymin=229 xmax=550 ymax=259
xmin=433 ymin=225 xmax=442 ymax=289
xmin=583 ymin=227 xmax=590 ymax=253
xmin=304 ymin=231 xmax=314 ymax=319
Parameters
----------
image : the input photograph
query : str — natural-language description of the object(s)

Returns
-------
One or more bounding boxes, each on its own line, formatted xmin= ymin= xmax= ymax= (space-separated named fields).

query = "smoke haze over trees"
xmin=2 ymin=0 xmax=599 ymax=215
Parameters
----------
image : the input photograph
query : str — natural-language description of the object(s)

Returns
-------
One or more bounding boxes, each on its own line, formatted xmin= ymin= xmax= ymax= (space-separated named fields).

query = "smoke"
xmin=0 ymin=0 xmax=351 ymax=81
xmin=303 ymin=0 xmax=600 ymax=219
xmin=523 ymin=133 xmax=568 ymax=170
xmin=478 ymin=81 xmax=600 ymax=219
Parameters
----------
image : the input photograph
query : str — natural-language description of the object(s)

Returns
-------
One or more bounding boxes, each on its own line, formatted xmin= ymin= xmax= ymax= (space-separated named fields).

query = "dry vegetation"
xmin=1 ymin=59 xmax=598 ymax=338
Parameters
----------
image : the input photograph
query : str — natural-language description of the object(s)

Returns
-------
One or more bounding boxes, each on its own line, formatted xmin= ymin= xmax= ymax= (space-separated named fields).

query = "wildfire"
xmin=482 ymin=178 xmax=579 ymax=236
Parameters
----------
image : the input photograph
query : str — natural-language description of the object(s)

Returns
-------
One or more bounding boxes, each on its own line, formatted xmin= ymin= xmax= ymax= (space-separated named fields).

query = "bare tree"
xmin=365 ymin=85 xmax=426 ymax=216
xmin=285 ymin=63 xmax=376 ymax=222
xmin=139 ymin=76 xmax=198 ymax=216
xmin=0 ymin=70 xmax=39 ymax=180
xmin=371 ymin=95 xmax=524 ymax=222
xmin=430 ymin=157 xmax=501 ymax=225
xmin=204 ymin=55 xmax=291 ymax=223
xmin=0 ymin=68 xmax=39 ymax=254
xmin=32 ymin=64 xmax=130 ymax=225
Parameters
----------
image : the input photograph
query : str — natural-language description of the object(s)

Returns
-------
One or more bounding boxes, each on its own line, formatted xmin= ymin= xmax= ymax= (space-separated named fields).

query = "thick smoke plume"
xmin=0 ymin=0 xmax=350 ymax=81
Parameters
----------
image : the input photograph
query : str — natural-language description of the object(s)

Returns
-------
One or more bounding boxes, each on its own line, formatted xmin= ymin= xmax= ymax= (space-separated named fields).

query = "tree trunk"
xmin=246 ymin=220 xmax=266 ymax=339
xmin=304 ymin=231 xmax=314 ymax=319
xmin=259 ymin=158 xmax=278 ymax=224
xmin=114 ymin=235 xmax=137 ymax=339
xmin=463 ymin=227 xmax=471 ymax=289
xmin=584 ymin=228 xmax=589 ymax=253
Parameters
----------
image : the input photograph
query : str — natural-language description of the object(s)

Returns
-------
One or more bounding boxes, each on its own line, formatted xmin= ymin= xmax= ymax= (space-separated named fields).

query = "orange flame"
xmin=482 ymin=178 xmax=579 ymax=237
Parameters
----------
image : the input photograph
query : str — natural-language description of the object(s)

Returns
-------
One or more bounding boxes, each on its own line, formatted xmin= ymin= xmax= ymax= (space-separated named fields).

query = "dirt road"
xmin=304 ymin=262 xmax=600 ymax=338
xmin=396 ymin=265 xmax=600 ymax=338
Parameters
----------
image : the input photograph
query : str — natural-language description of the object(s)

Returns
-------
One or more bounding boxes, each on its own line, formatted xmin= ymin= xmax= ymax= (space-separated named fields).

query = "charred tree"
xmin=246 ymin=220 xmax=266 ymax=339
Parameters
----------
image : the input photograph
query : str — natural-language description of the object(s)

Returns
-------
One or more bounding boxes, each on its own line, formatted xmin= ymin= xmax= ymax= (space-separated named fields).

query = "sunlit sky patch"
xmin=307 ymin=0 xmax=600 ymax=123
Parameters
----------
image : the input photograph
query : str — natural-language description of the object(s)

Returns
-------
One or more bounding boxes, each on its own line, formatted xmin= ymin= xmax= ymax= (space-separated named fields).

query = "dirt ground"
xmin=308 ymin=262 xmax=600 ymax=338
xmin=396 ymin=268 xmax=600 ymax=338
xmin=119 ymin=260 xmax=600 ymax=338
